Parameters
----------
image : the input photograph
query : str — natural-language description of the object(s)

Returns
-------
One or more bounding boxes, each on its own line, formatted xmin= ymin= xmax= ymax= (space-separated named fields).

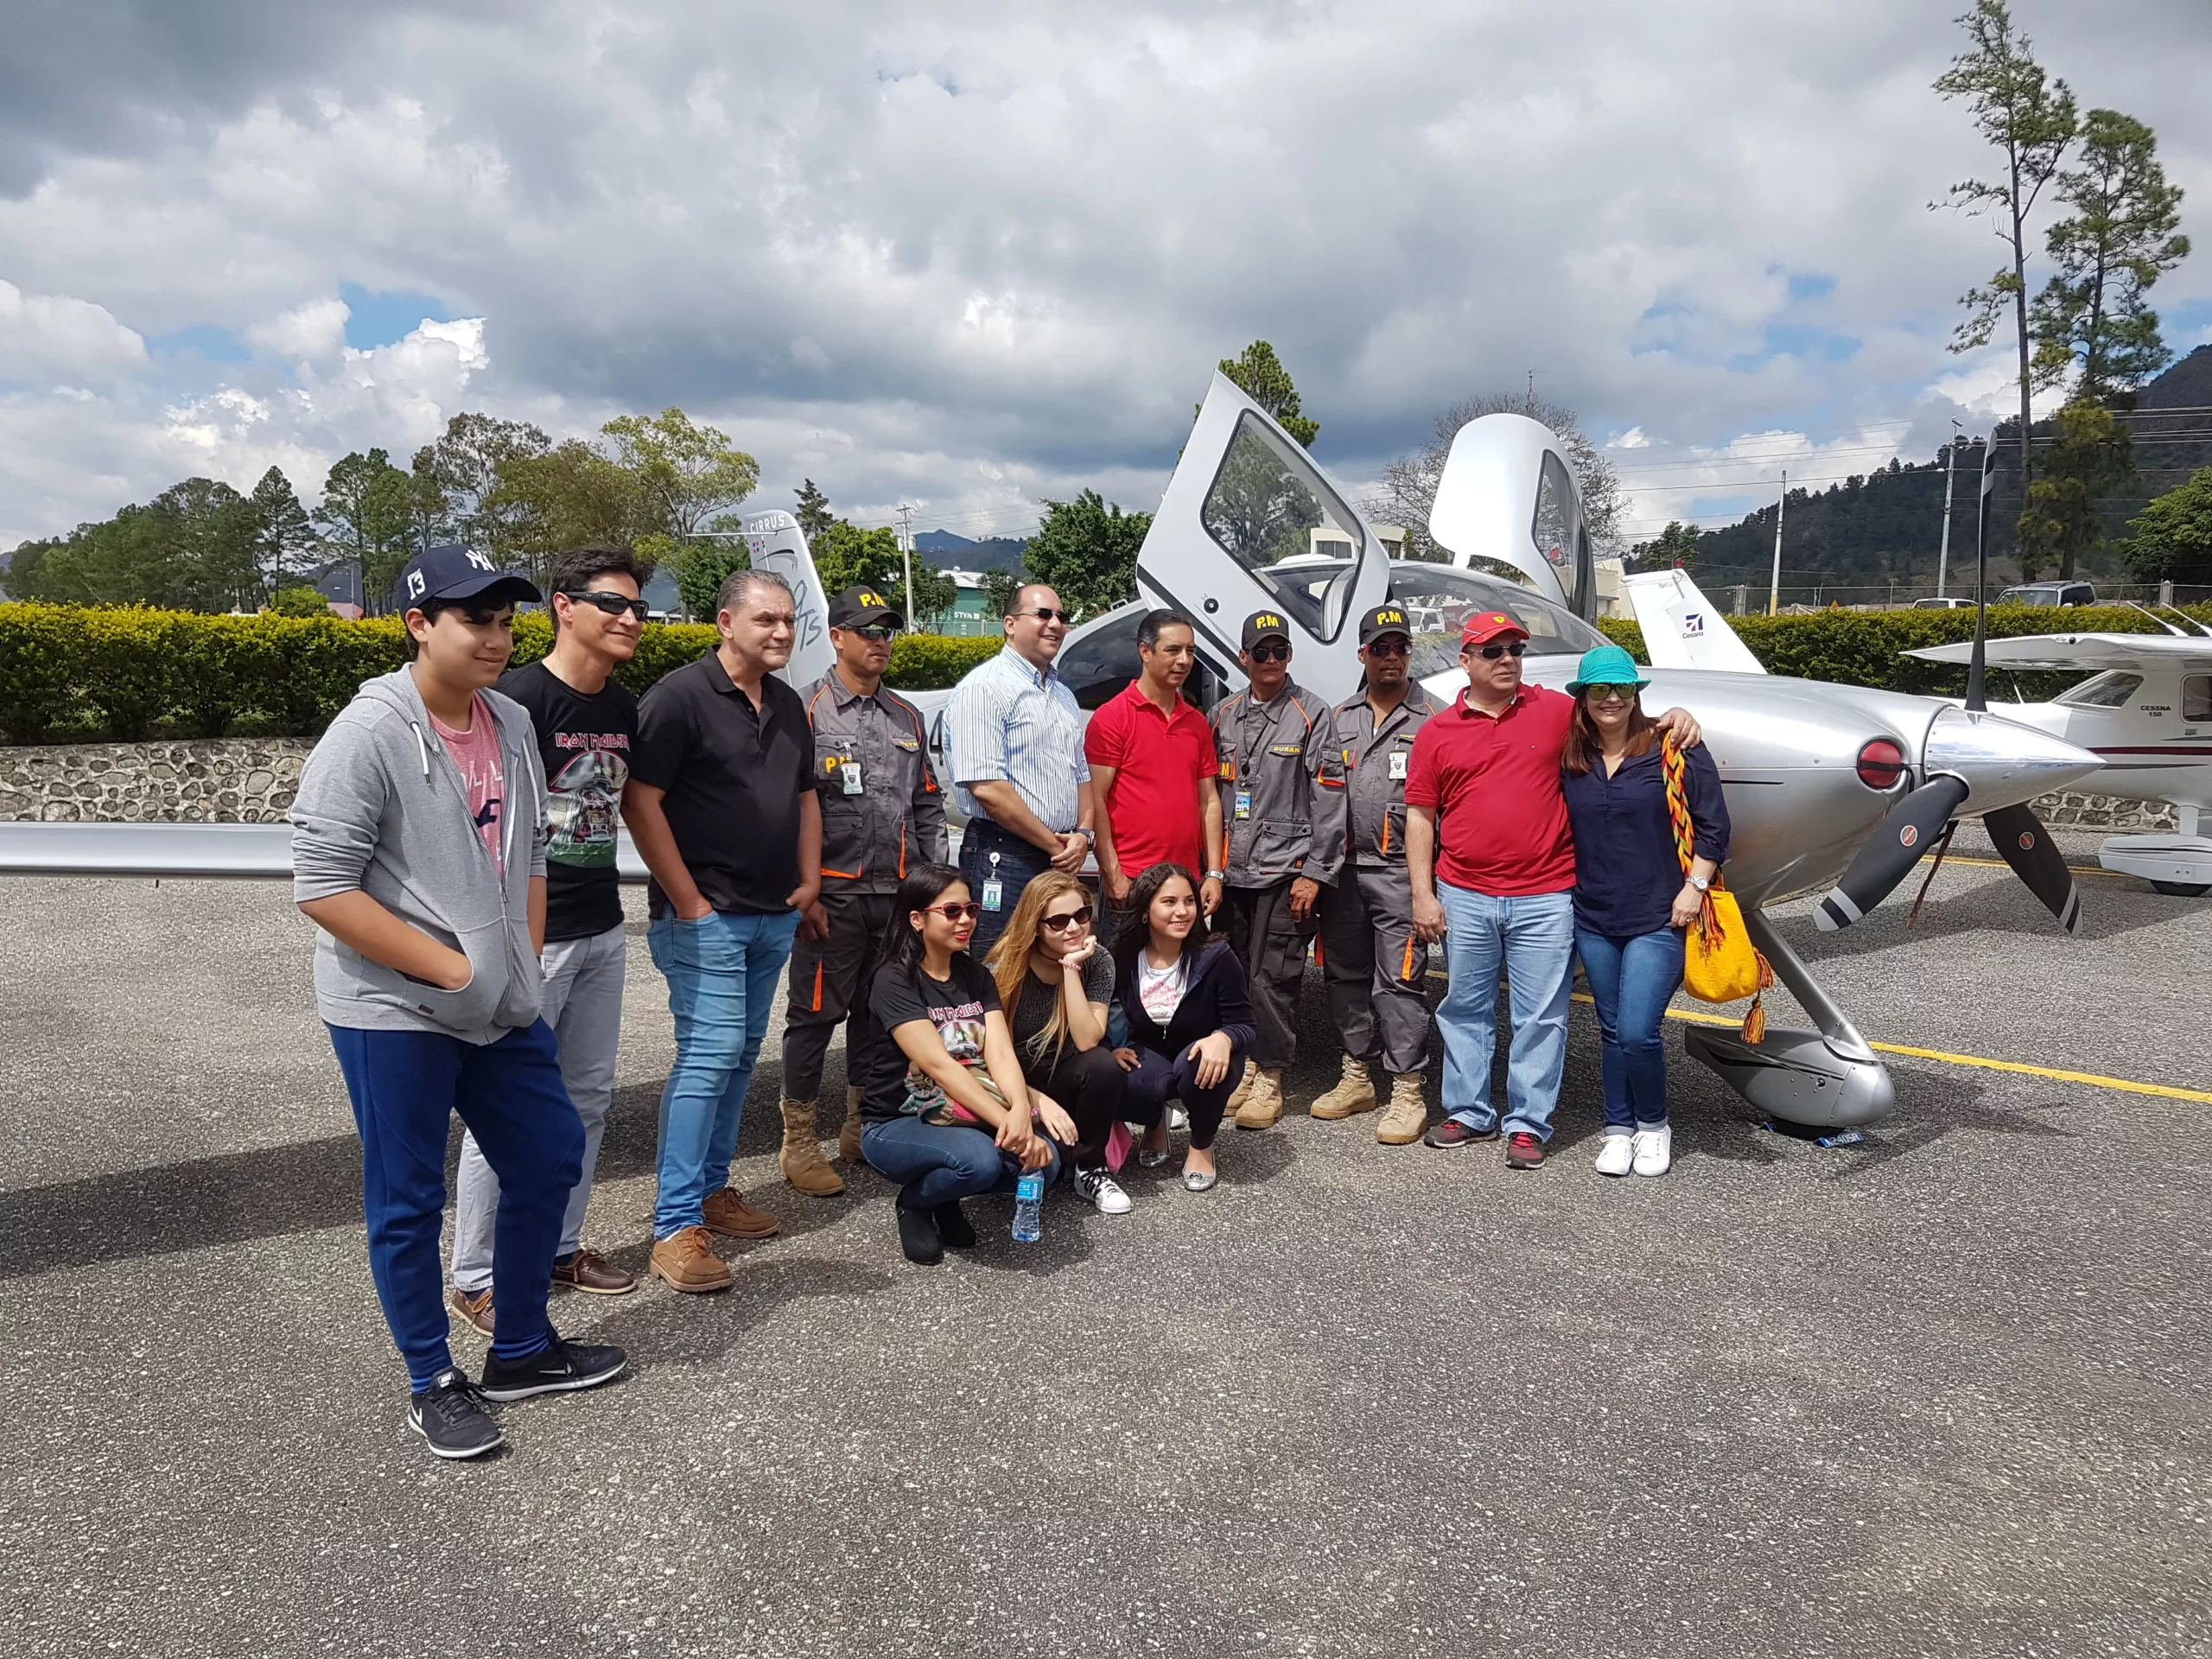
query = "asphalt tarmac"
xmin=4 ymin=825 xmax=2209 ymax=1659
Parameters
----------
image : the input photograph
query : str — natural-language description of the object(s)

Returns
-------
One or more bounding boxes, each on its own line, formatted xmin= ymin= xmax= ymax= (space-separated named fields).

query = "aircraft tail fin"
xmin=1624 ymin=569 xmax=1765 ymax=676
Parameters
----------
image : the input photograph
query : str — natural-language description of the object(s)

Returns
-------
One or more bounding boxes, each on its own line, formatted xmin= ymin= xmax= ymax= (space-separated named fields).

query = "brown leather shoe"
xmin=448 ymin=1285 xmax=494 ymax=1337
xmin=649 ymin=1226 xmax=733 ymax=1294
xmin=701 ymin=1185 xmax=780 ymax=1239
xmin=550 ymin=1249 xmax=638 ymax=1296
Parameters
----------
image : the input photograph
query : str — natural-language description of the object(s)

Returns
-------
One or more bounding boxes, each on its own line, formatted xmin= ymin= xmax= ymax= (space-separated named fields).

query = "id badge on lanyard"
xmin=842 ymin=762 xmax=864 ymax=796
xmin=981 ymin=850 xmax=1004 ymax=912
xmin=1389 ymin=749 xmax=1408 ymax=781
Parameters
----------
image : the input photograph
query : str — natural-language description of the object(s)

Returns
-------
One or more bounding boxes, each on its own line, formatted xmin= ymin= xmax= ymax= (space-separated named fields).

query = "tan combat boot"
xmin=778 ymin=1098 xmax=845 ymax=1197
xmin=1308 ymin=1054 xmax=1376 ymax=1121
xmin=1222 ymin=1061 xmax=1255 ymax=1118
xmin=1376 ymin=1073 xmax=1427 ymax=1145
xmin=1233 ymin=1066 xmax=1287 ymax=1131
xmin=839 ymin=1085 xmax=866 ymax=1164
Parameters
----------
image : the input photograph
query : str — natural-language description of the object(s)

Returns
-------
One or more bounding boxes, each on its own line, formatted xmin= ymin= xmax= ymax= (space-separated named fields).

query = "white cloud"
xmin=0 ymin=280 xmax=145 ymax=383
xmin=0 ymin=0 xmax=2206 ymax=548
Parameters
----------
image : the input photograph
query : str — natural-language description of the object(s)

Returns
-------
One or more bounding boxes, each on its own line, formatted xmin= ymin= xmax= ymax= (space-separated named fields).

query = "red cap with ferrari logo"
xmin=1460 ymin=609 xmax=1529 ymax=646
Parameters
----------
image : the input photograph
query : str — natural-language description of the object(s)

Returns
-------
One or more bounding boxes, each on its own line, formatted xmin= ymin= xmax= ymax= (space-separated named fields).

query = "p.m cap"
xmin=397 ymin=544 xmax=541 ymax=610
xmin=829 ymin=585 xmax=905 ymax=629
xmin=1460 ymin=609 xmax=1529 ymax=647
xmin=1240 ymin=610 xmax=1294 ymax=651
xmin=1357 ymin=604 xmax=1414 ymax=646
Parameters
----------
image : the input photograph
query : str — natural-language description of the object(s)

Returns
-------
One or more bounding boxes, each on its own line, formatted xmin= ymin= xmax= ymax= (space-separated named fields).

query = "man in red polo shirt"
xmin=1086 ymin=608 xmax=1224 ymax=916
xmin=1405 ymin=610 xmax=1696 ymax=1168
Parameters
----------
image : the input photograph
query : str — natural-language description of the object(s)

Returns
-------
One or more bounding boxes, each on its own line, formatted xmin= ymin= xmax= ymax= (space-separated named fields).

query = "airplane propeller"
xmin=1815 ymin=773 xmax=1970 ymax=931
xmin=1981 ymin=802 xmax=2082 ymax=933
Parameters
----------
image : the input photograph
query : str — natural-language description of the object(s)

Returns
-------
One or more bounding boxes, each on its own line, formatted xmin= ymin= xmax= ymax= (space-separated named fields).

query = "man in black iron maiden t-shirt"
xmin=448 ymin=545 xmax=647 ymax=1329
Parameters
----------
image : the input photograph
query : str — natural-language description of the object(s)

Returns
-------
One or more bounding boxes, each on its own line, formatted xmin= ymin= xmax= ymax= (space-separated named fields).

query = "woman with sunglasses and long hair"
xmin=1559 ymin=645 xmax=1728 ymax=1179
xmin=1110 ymin=862 xmax=1255 ymax=1192
xmin=857 ymin=864 xmax=1074 ymax=1262
xmin=984 ymin=872 xmax=1135 ymax=1214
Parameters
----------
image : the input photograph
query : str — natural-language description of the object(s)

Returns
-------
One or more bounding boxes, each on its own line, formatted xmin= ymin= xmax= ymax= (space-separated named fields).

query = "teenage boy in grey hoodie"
xmin=292 ymin=545 xmax=626 ymax=1460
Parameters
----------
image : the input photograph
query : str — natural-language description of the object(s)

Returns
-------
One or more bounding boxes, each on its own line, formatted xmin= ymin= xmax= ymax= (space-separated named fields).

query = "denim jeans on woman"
xmin=1434 ymin=883 xmax=1575 ymax=1141
xmin=861 ymin=1115 xmax=1064 ymax=1211
xmin=1573 ymin=926 xmax=1685 ymax=1133
xmin=647 ymin=907 xmax=800 ymax=1237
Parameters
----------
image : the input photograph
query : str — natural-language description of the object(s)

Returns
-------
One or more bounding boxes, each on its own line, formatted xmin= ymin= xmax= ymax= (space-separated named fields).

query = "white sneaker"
xmin=1166 ymin=1104 xmax=1190 ymax=1133
xmin=1631 ymin=1124 xmax=1672 ymax=1177
xmin=1074 ymin=1166 xmax=1133 ymax=1214
xmin=1593 ymin=1134 xmax=1635 ymax=1178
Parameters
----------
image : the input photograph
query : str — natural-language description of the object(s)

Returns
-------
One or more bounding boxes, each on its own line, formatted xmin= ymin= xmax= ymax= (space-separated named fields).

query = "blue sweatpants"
xmin=327 ymin=1019 xmax=584 ymax=1390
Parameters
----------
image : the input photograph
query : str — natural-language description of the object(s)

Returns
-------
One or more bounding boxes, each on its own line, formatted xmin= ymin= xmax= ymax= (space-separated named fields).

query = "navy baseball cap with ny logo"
xmin=397 ymin=544 xmax=541 ymax=609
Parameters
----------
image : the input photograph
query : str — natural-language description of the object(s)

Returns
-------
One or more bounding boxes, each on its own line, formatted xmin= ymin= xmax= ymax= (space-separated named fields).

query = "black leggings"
xmin=1020 ymin=1042 xmax=1128 ymax=1166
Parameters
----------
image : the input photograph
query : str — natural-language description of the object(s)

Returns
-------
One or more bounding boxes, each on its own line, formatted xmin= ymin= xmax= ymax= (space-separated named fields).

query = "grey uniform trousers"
xmin=1221 ymin=878 xmax=1313 ymax=1070
xmin=781 ymin=891 xmax=898 ymax=1104
xmin=1317 ymin=865 xmax=1432 ymax=1077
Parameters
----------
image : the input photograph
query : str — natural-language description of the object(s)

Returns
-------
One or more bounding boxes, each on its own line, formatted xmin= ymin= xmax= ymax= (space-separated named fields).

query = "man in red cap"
xmin=1404 ymin=608 xmax=1697 ymax=1168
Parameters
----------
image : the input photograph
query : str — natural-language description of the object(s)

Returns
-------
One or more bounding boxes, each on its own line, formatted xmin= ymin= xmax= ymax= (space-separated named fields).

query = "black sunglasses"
xmin=1041 ymin=906 xmax=1094 ymax=931
xmin=1021 ymin=607 xmax=1071 ymax=625
xmin=563 ymin=589 xmax=650 ymax=620
xmin=1247 ymin=643 xmax=1291 ymax=664
xmin=845 ymin=625 xmax=899 ymax=643
xmin=1473 ymin=640 xmax=1528 ymax=660
xmin=922 ymin=901 xmax=982 ymax=922
xmin=1363 ymin=638 xmax=1410 ymax=658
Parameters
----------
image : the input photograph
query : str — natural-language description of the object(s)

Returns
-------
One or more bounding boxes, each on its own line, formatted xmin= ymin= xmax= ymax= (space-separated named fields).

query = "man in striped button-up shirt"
xmin=946 ymin=582 xmax=1096 ymax=951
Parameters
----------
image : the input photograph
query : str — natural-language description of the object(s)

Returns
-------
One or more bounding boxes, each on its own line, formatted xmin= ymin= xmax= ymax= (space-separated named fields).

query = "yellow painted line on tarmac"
xmin=1560 ymin=992 xmax=2212 ymax=1103
xmin=1933 ymin=854 xmax=2122 ymax=878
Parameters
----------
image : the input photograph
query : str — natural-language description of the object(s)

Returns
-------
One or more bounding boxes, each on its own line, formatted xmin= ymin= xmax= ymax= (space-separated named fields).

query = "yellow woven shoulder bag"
xmin=1661 ymin=736 xmax=1771 ymax=1041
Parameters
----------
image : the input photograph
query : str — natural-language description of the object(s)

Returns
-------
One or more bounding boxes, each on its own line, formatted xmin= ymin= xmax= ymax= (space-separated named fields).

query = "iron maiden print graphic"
xmin=545 ymin=734 xmax=631 ymax=869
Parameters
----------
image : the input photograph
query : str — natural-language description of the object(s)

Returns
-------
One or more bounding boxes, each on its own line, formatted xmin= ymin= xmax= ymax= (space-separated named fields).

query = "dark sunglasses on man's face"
xmin=1364 ymin=638 xmax=1410 ymax=658
xmin=1473 ymin=640 xmax=1528 ymax=660
xmin=1041 ymin=906 xmax=1094 ymax=931
xmin=847 ymin=625 xmax=899 ymax=643
xmin=563 ymin=589 xmax=650 ymax=620
xmin=923 ymin=901 xmax=982 ymax=922
xmin=1021 ymin=607 xmax=1071 ymax=626
xmin=1247 ymin=644 xmax=1291 ymax=664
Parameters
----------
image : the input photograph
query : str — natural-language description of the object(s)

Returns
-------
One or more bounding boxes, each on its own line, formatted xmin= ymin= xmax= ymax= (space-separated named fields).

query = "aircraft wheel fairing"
xmin=1684 ymin=1024 xmax=1896 ymax=1129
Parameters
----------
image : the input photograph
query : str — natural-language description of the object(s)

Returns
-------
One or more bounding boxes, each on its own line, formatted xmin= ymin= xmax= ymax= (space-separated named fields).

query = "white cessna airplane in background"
xmin=0 ymin=372 xmax=2106 ymax=1133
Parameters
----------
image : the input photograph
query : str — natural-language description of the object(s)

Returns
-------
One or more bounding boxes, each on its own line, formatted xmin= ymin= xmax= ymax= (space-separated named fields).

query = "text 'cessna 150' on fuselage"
xmin=0 ymin=372 xmax=2104 ymax=1131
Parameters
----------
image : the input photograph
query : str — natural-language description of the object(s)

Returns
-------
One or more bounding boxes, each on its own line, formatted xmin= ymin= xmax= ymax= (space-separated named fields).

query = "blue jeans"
xmin=1434 ymin=884 xmax=1575 ymax=1141
xmin=1574 ymin=926 xmax=1684 ymax=1132
xmin=959 ymin=820 xmax=1055 ymax=955
xmin=861 ymin=1115 xmax=1062 ymax=1211
xmin=647 ymin=907 xmax=801 ymax=1237
xmin=327 ymin=1019 xmax=583 ymax=1389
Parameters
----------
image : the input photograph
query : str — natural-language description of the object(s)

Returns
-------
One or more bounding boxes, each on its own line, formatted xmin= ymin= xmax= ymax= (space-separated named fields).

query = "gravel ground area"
xmin=3 ymin=826 xmax=2208 ymax=1658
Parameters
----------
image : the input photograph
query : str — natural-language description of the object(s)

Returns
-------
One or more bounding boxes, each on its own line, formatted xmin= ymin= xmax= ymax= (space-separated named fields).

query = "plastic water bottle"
xmin=1011 ymin=1170 xmax=1045 ymax=1243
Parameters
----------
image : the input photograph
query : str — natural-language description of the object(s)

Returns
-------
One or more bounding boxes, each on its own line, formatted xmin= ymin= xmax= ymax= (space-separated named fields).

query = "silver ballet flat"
xmin=1182 ymin=1166 xmax=1217 ymax=1192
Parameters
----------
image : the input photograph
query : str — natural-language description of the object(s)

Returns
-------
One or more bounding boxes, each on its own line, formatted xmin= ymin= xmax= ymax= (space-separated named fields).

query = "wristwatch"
xmin=1688 ymin=874 xmax=1711 ymax=892
xmin=1072 ymin=827 xmax=1096 ymax=844
xmin=1205 ymin=868 xmax=1226 ymax=881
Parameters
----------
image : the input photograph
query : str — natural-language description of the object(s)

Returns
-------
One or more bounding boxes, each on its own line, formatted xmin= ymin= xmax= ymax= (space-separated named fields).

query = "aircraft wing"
xmin=1905 ymin=632 xmax=2212 ymax=672
xmin=1624 ymin=569 xmax=1765 ymax=675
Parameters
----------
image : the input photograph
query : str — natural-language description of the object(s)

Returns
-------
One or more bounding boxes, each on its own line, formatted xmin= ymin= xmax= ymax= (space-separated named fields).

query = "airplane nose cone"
xmin=1921 ymin=705 xmax=2102 ymax=812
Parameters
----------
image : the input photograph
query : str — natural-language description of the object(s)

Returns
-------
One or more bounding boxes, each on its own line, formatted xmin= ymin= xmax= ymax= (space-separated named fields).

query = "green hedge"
xmin=0 ymin=604 xmax=1009 ymax=745
xmin=1595 ymin=602 xmax=2212 ymax=696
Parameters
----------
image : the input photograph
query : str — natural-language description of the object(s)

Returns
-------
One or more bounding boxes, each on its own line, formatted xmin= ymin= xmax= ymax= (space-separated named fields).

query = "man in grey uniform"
xmin=779 ymin=585 xmax=948 ymax=1195
xmin=1308 ymin=604 xmax=1446 ymax=1145
xmin=1210 ymin=609 xmax=1334 ymax=1132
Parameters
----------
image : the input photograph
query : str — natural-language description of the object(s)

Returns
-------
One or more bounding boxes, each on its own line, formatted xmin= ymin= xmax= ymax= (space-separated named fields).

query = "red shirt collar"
xmin=1452 ymin=683 xmax=1536 ymax=721
xmin=1116 ymin=677 xmax=1198 ymax=725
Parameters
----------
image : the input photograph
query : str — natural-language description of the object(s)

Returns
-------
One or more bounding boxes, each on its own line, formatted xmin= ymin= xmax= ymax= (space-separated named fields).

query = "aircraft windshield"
xmin=1200 ymin=411 xmax=1367 ymax=641
xmin=2055 ymin=671 xmax=2143 ymax=709
xmin=1260 ymin=561 xmax=1607 ymax=679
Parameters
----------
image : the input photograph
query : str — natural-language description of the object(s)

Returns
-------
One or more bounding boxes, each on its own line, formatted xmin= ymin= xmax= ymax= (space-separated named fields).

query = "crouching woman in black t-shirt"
xmin=861 ymin=864 xmax=1071 ymax=1263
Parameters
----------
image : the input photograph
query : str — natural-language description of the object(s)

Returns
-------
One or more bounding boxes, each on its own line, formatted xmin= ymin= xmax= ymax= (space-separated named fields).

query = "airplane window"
xmin=1385 ymin=563 xmax=1609 ymax=683
xmin=2184 ymin=676 xmax=2212 ymax=721
xmin=1200 ymin=412 xmax=1367 ymax=642
xmin=2055 ymin=671 xmax=2144 ymax=709
xmin=1055 ymin=607 xmax=1146 ymax=710
xmin=1532 ymin=454 xmax=1580 ymax=578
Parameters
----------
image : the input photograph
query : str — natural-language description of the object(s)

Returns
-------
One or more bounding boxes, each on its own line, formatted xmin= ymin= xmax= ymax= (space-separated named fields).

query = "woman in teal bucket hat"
xmin=1559 ymin=645 xmax=1729 ymax=1178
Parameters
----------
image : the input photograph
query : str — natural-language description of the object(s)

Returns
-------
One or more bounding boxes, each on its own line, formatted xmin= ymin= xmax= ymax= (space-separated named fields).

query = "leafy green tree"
xmin=1023 ymin=491 xmax=1152 ymax=620
xmin=1935 ymin=1 xmax=2077 ymax=497
xmin=794 ymin=479 xmax=834 ymax=541
xmin=315 ymin=449 xmax=419 ymax=612
xmin=416 ymin=412 xmax=552 ymax=561
xmin=2122 ymin=466 xmax=2212 ymax=585
xmin=810 ymin=520 xmax=906 ymax=594
xmin=600 ymin=407 xmax=759 ymax=539
xmin=981 ymin=566 xmax=1024 ymax=621
xmin=248 ymin=466 xmax=321 ymax=598
xmin=150 ymin=477 xmax=261 ymax=610
xmin=488 ymin=439 xmax=644 ymax=581
xmin=269 ymin=583 xmax=333 ymax=617
xmin=905 ymin=563 xmax=958 ymax=630
xmin=1636 ymin=521 xmax=1701 ymax=570
xmin=2030 ymin=108 xmax=2190 ymax=402
xmin=671 ymin=539 xmax=748 ymax=620
xmin=1215 ymin=340 xmax=1319 ymax=447
xmin=2018 ymin=399 xmax=2133 ymax=580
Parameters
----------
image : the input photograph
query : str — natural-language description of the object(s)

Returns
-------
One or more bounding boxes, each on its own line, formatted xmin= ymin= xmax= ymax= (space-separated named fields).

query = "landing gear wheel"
xmin=2150 ymin=880 xmax=2210 ymax=897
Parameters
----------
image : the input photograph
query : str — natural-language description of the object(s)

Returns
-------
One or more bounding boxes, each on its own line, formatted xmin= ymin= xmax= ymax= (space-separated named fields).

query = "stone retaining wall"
xmin=0 ymin=737 xmax=2179 ymax=831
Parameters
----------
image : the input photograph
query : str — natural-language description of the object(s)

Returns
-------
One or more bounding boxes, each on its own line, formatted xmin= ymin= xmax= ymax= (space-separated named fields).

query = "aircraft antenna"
xmin=2120 ymin=599 xmax=2189 ymax=637
xmin=1965 ymin=440 xmax=1994 ymax=714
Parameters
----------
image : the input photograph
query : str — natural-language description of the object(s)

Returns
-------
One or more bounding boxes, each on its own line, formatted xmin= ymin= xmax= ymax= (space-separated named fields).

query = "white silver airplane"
xmin=1901 ymin=621 xmax=2212 ymax=897
xmin=0 ymin=372 xmax=2102 ymax=1133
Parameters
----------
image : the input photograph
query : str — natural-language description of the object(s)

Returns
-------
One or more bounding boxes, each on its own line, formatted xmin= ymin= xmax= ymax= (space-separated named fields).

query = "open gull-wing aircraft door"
xmin=741 ymin=510 xmax=836 ymax=689
xmin=1135 ymin=371 xmax=1392 ymax=698
xmin=1427 ymin=413 xmax=1596 ymax=620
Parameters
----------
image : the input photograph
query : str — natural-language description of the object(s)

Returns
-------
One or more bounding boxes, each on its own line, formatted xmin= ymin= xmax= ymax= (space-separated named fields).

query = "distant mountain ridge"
xmin=913 ymin=529 xmax=1027 ymax=570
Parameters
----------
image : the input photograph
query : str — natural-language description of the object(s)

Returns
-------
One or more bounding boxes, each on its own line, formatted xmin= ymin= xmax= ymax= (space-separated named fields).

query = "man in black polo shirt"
xmin=623 ymin=569 xmax=823 ymax=1295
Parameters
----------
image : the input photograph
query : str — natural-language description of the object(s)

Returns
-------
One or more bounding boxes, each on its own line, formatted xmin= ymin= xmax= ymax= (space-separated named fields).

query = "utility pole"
xmin=1766 ymin=469 xmax=1787 ymax=616
xmin=894 ymin=503 xmax=917 ymax=626
xmin=1936 ymin=418 xmax=1962 ymax=599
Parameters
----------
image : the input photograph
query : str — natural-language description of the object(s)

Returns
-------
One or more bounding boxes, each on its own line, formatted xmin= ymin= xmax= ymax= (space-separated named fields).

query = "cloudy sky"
xmin=1 ymin=0 xmax=2207 ymax=554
